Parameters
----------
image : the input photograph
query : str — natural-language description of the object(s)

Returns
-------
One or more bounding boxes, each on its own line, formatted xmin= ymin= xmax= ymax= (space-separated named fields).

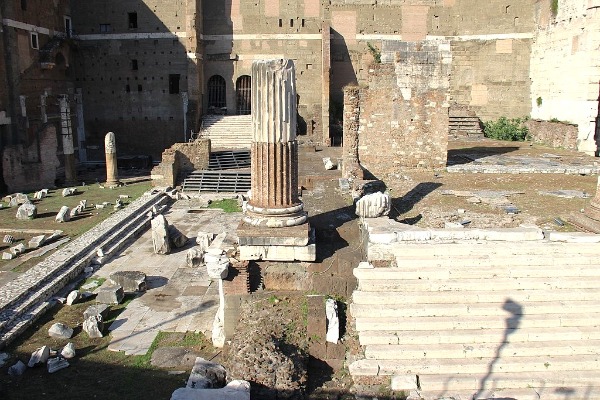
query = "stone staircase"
xmin=201 ymin=115 xmax=252 ymax=149
xmin=181 ymin=170 xmax=251 ymax=193
xmin=350 ymin=240 xmax=600 ymax=399
xmin=0 ymin=190 xmax=169 ymax=348
xmin=449 ymin=115 xmax=483 ymax=138
xmin=208 ymin=150 xmax=251 ymax=170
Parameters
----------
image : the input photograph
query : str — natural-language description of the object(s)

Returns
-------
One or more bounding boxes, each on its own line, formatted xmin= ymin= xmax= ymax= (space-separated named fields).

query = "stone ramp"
xmin=349 ymin=240 xmax=600 ymax=399
xmin=201 ymin=115 xmax=252 ymax=150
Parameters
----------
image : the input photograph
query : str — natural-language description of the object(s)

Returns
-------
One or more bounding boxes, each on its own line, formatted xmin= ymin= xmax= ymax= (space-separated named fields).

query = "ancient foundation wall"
xmin=151 ymin=138 xmax=210 ymax=187
xmin=356 ymin=41 xmax=450 ymax=177
xmin=525 ymin=119 xmax=578 ymax=151
xmin=530 ymin=0 xmax=600 ymax=155
xmin=3 ymin=125 xmax=60 ymax=193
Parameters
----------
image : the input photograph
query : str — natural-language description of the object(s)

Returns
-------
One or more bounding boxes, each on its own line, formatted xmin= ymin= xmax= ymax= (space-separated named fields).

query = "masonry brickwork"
xmin=151 ymin=138 xmax=210 ymax=187
xmin=0 ymin=0 xmax=599 ymax=192
xmin=357 ymin=41 xmax=450 ymax=176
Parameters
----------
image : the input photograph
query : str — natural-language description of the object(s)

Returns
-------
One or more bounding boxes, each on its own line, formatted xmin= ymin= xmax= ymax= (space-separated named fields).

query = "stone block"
xmin=186 ymin=357 xmax=226 ymax=389
xmin=170 ymin=380 xmax=250 ymax=400
xmin=237 ymin=221 xmax=311 ymax=246
xmin=48 ymin=323 xmax=73 ymax=339
xmin=96 ymin=285 xmax=124 ymax=304
xmin=16 ymin=203 xmax=37 ymax=220
xmin=28 ymin=235 xmax=46 ymax=249
xmin=109 ymin=271 xmax=147 ymax=292
xmin=83 ymin=304 xmax=109 ymax=320
xmin=391 ymin=374 xmax=419 ymax=391
xmin=239 ymin=243 xmax=316 ymax=262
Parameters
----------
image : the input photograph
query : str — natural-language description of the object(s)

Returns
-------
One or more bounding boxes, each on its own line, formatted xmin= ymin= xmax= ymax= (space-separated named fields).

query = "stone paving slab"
xmin=98 ymin=207 xmax=241 ymax=355
xmin=447 ymin=153 xmax=600 ymax=174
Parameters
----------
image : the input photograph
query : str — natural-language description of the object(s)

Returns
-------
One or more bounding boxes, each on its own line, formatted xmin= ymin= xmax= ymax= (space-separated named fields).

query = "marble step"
xmin=417 ymin=386 xmax=600 ymax=400
xmin=356 ymin=276 xmax=600 ymax=292
xmin=352 ymin=288 xmax=600 ymax=305
xmin=349 ymin=354 xmax=600 ymax=376
xmin=354 ymin=313 xmax=600 ymax=332
xmin=350 ymin=300 xmax=600 ymax=319
xmin=354 ymin=265 xmax=600 ymax=280
xmin=364 ymin=340 xmax=600 ymax=360
xmin=380 ymin=242 xmax=600 ymax=256
xmin=357 ymin=326 xmax=600 ymax=346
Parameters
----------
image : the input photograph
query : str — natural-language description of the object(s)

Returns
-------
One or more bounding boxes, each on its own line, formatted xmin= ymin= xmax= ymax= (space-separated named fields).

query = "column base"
xmin=237 ymin=221 xmax=316 ymax=261
xmin=242 ymin=203 xmax=307 ymax=228
xmin=585 ymin=200 xmax=600 ymax=222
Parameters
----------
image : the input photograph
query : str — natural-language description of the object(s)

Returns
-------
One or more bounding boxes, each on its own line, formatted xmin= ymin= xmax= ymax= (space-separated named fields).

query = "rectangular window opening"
xmin=301 ymin=19 xmax=305 ymax=28
xmin=131 ymin=59 xmax=138 ymax=70
xmin=125 ymin=84 xmax=131 ymax=93
xmin=30 ymin=32 xmax=38 ymax=49
xmin=64 ymin=16 xmax=72 ymax=37
xmin=137 ymin=84 xmax=142 ymax=92
xmin=169 ymin=74 xmax=180 ymax=94
xmin=290 ymin=19 xmax=294 ymax=27
xmin=100 ymin=24 xmax=111 ymax=33
xmin=128 ymin=12 xmax=138 ymax=29
xmin=278 ymin=19 xmax=282 ymax=28
xmin=21 ymin=0 xmax=26 ymax=11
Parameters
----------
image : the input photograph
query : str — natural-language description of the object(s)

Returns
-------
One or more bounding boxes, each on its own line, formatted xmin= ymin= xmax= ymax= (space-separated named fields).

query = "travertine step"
xmin=354 ymin=265 xmax=600 ymax=280
xmin=418 ymin=387 xmax=600 ymax=400
xmin=350 ymin=300 xmax=600 ymax=318
xmin=357 ymin=326 xmax=600 ymax=345
xmin=353 ymin=288 xmax=600 ymax=305
xmin=201 ymin=115 xmax=252 ymax=149
xmin=356 ymin=276 xmax=599 ymax=292
xmin=354 ymin=313 xmax=600 ymax=331
xmin=350 ymin=354 xmax=600 ymax=376
xmin=364 ymin=340 xmax=600 ymax=360
xmin=377 ymin=242 xmax=600 ymax=256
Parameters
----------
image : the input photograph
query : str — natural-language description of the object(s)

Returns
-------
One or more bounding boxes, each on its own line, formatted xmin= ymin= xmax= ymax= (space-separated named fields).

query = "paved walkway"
xmin=95 ymin=206 xmax=241 ymax=355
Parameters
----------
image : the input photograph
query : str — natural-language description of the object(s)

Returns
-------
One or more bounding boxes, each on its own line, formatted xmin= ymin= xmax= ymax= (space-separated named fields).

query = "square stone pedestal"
xmin=237 ymin=221 xmax=316 ymax=261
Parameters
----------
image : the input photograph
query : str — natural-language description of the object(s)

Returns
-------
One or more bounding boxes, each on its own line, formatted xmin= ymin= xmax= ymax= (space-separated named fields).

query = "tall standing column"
xmin=59 ymin=95 xmax=77 ymax=185
xmin=238 ymin=59 xmax=315 ymax=262
xmin=104 ymin=132 xmax=120 ymax=187
xmin=243 ymin=59 xmax=307 ymax=228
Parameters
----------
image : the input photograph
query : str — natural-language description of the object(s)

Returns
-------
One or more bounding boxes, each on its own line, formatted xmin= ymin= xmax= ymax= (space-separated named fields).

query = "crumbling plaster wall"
xmin=530 ymin=0 xmax=600 ymax=155
xmin=356 ymin=41 xmax=450 ymax=177
xmin=71 ymin=0 xmax=200 ymax=161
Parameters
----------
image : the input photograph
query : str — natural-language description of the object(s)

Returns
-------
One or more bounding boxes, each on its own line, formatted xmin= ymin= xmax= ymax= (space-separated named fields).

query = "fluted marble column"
xmin=585 ymin=176 xmax=600 ymax=221
xmin=243 ymin=59 xmax=307 ymax=228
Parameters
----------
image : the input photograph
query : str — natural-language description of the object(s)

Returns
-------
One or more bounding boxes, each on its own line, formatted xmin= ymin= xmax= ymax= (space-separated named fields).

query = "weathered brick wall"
xmin=525 ymin=120 xmax=578 ymax=151
xmin=530 ymin=0 xmax=600 ymax=155
xmin=357 ymin=41 xmax=450 ymax=177
xmin=203 ymin=0 xmax=326 ymax=142
xmin=328 ymin=1 xmax=536 ymax=128
xmin=151 ymin=138 xmax=210 ymax=187
xmin=71 ymin=0 xmax=197 ymax=160
xmin=3 ymin=125 xmax=60 ymax=193
xmin=342 ymin=86 xmax=363 ymax=180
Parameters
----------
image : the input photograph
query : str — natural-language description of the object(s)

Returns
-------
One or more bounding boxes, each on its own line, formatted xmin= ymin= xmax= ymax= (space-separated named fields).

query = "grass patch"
xmin=207 ymin=199 xmax=241 ymax=213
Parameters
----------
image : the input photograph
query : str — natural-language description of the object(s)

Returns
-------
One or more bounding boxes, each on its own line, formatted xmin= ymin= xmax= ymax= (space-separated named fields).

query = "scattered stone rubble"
xmin=16 ymin=202 xmax=37 ymax=220
xmin=355 ymin=191 xmax=391 ymax=218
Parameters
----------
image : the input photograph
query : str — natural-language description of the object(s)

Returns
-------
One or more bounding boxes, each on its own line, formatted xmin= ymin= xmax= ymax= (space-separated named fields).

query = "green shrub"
xmin=367 ymin=42 xmax=381 ymax=64
xmin=483 ymin=117 xmax=530 ymax=142
xmin=551 ymin=0 xmax=558 ymax=16
xmin=536 ymin=96 xmax=542 ymax=107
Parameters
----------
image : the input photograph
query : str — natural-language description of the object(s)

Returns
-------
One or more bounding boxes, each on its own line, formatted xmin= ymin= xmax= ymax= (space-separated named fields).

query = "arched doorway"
xmin=207 ymin=75 xmax=226 ymax=111
xmin=236 ymin=75 xmax=251 ymax=115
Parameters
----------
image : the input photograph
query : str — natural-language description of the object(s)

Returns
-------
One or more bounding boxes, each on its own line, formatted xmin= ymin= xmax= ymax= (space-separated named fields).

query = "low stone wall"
xmin=151 ymin=138 xmax=211 ymax=187
xmin=525 ymin=119 xmax=578 ymax=151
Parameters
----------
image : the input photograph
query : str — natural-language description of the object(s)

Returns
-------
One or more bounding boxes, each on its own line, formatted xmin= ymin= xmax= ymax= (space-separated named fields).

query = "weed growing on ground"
xmin=207 ymin=199 xmax=241 ymax=213
xmin=483 ymin=116 xmax=530 ymax=141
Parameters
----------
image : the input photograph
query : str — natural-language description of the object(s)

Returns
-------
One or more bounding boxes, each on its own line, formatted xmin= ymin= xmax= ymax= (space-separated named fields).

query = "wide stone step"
xmin=356 ymin=276 xmax=600 ymax=292
xmin=357 ymin=326 xmax=600 ymax=346
xmin=364 ymin=340 xmax=600 ymax=360
xmin=377 ymin=242 xmax=600 ymax=256
xmin=350 ymin=300 xmax=600 ymax=319
xmin=352 ymin=288 xmax=600 ymax=305
xmin=354 ymin=265 xmax=600 ymax=281
xmin=349 ymin=354 xmax=600 ymax=376
xmin=354 ymin=313 xmax=600 ymax=332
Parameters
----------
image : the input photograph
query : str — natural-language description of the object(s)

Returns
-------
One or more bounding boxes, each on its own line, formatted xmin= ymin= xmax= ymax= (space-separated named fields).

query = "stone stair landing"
xmin=349 ymin=240 xmax=600 ymax=400
xmin=200 ymin=115 xmax=252 ymax=150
